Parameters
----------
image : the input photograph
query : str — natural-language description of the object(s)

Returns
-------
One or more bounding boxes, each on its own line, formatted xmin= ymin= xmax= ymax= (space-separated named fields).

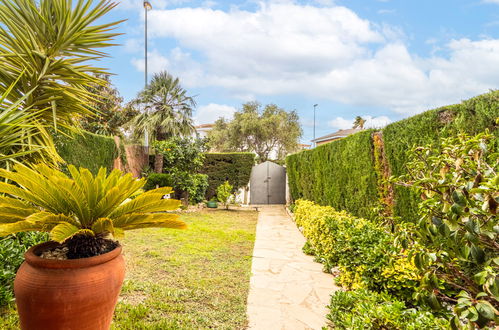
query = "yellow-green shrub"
xmin=294 ymin=199 xmax=419 ymax=300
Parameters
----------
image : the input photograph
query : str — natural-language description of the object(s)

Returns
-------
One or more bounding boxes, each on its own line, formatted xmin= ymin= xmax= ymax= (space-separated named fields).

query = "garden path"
xmin=247 ymin=205 xmax=339 ymax=329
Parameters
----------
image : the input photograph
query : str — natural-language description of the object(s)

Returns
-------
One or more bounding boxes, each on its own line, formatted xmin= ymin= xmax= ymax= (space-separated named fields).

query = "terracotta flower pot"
xmin=14 ymin=241 xmax=125 ymax=330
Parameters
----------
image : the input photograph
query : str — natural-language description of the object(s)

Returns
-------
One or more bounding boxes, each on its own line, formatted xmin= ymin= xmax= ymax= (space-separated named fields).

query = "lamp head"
xmin=314 ymin=104 xmax=318 ymax=107
xmin=143 ymin=1 xmax=152 ymax=10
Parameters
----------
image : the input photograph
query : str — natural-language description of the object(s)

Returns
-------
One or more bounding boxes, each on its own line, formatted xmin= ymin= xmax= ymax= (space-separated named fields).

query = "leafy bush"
xmin=216 ymin=181 xmax=233 ymax=209
xmin=294 ymin=200 xmax=418 ymax=300
xmin=151 ymin=138 xmax=209 ymax=204
xmin=396 ymin=133 xmax=499 ymax=328
xmin=54 ymin=131 xmax=121 ymax=175
xmin=144 ymin=173 xmax=208 ymax=204
xmin=200 ymin=153 xmax=255 ymax=199
xmin=154 ymin=138 xmax=207 ymax=173
xmin=327 ymin=289 xmax=449 ymax=329
xmin=286 ymin=130 xmax=379 ymax=219
xmin=0 ymin=232 xmax=48 ymax=306
xmin=173 ymin=172 xmax=209 ymax=204
xmin=144 ymin=173 xmax=173 ymax=191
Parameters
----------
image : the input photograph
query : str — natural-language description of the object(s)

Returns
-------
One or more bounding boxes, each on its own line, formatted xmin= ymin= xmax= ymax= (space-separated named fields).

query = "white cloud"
xmin=124 ymin=38 xmax=142 ymax=53
xmin=483 ymin=0 xmax=499 ymax=4
xmin=194 ymin=103 xmax=236 ymax=124
xmin=328 ymin=117 xmax=353 ymax=130
xmin=328 ymin=116 xmax=392 ymax=130
xmin=133 ymin=2 xmax=499 ymax=115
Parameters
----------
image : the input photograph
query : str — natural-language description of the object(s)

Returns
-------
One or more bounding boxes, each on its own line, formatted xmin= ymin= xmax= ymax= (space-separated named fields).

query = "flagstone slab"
xmin=247 ymin=205 xmax=340 ymax=330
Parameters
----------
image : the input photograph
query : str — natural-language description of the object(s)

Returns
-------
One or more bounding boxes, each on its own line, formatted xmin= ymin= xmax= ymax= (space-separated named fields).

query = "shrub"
xmin=396 ymin=132 xmax=499 ymax=328
xmin=154 ymin=138 xmax=207 ymax=173
xmin=173 ymin=172 xmax=209 ymax=204
xmin=144 ymin=172 xmax=208 ymax=204
xmin=0 ymin=232 xmax=48 ymax=306
xmin=294 ymin=200 xmax=418 ymax=300
xmin=151 ymin=138 xmax=209 ymax=204
xmin=144 ymin=173 xmax=173 ymax=191
xmin=216 ymin=181 xmax=233 ymax=209
xmin=200 ymin=153 xmax=255 ymax=199
xmin=327 ymin=289 xmax=449 ymax=329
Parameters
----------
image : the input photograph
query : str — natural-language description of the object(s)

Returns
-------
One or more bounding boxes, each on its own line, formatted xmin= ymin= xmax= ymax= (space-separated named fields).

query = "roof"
xmin=311 ymin=128 xmax=363 ymax=143
xmin=194 ymin=123 xmax=215 ymax=129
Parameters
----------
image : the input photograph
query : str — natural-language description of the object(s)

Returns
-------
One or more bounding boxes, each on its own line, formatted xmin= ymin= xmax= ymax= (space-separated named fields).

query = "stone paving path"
xmin=247 ymin=205 xmax=339 ymax=330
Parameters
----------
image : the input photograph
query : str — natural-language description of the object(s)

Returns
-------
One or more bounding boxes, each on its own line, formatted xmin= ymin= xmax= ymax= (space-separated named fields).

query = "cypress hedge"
xmin=383 ymin=91 xmax=499 ymax=222
xmin=200 ymin=152 xmax=255 ymax=199
xmin=287 ymin=130 xmax=379 ymax=219
xmin=286 ymin=91 xmax=499 ymax=221
xmin=54 ymin=131 xmax=120 ymax=174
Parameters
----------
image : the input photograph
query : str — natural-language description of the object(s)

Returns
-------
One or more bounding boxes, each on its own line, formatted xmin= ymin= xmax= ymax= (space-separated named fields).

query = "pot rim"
xmin=24 ymin=241 xmax=122 ymax=269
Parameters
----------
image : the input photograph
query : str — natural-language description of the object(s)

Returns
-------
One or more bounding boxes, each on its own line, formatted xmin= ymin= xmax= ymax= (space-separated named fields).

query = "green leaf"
xmin=470 ymin=245 xmax=486 ymax=264
xmin=476 ymin=301 xmax=496 ymax=320
xmin=452 ymin=190 xmax=466 ymax=206
xmin=427 ymin=292 xmax=441 ymax=310
xmin=451 ymin=203 xmax=463 ymax=215
xmin=473 ymin=271 xmax=488 ymax=285
xmin=91 ymin=218 xmax=114 ymax=236
xmin=50 ymin=222 xmax=94 ymax=243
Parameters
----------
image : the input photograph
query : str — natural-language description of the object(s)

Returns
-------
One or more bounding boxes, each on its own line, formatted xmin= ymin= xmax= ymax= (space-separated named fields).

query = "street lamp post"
xmin=143 ymin=1 xmax=152 ymax=149
xmin=313 ymin=104 xmax=318 ymax=147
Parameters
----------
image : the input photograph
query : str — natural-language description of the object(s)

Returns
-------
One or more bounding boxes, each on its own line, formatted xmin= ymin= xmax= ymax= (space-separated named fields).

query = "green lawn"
xmin=0 ymin=209 xmax=258 ymax=330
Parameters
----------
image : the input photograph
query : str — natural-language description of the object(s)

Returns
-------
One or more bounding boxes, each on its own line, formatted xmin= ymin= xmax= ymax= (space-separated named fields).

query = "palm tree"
xmin=0 ymin=0 xmax=122 ymax=163
xmin=130 ymin=71 xmax=196 ymax=173
xmin=353 ymin=116 xmax=366 ymax=129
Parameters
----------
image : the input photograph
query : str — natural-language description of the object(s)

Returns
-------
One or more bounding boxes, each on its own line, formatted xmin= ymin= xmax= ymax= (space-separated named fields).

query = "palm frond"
xmin=0 ymin=0 xmax=122 ymax=163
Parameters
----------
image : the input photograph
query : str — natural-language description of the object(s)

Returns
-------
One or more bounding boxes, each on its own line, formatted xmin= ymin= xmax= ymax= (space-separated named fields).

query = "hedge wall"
xmin=286 ymin=91 xmax=499 ymax=221
xmin=287 ymin=130 xmax=379 ymax=219
xmin=383 ymin=91 xmax=499 ymax=222
xmin=200 ymin=153 xmax=255 ymax=199
xmin=54 ymin=131 xmax=120 ymax=175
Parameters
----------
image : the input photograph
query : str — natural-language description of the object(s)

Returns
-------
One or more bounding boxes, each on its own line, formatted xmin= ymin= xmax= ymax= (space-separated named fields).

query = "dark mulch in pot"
xmin=38 ymin=235 xmax=119 ymax=260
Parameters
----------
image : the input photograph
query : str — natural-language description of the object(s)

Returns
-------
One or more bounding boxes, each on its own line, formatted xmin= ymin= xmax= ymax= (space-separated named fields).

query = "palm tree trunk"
xmin=154 ymin=153 xmax=164 ymax=173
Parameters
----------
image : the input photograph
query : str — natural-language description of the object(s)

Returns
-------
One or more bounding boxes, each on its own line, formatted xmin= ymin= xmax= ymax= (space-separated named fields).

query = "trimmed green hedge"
xmin=286 ymin=91 xmax=498 ymax=221
xmin=287 ymin=130 xmax=379 ymax=219
xmin=54 ymin=131 xmax=120 ymax=174
xmin=200 ymin=153 xmax=255 ymax=199
xmin=383 ymin=91 xmax=499 ymax=221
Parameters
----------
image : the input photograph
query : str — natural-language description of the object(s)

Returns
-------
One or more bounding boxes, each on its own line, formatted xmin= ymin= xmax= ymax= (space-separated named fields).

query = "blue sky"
xmin=98 ymin=0 xmax=499 ymax=143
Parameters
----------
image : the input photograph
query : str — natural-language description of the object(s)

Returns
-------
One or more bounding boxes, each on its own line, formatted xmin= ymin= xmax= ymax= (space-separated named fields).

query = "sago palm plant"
xmin=0 ymin=163 xmax=186 ymax=258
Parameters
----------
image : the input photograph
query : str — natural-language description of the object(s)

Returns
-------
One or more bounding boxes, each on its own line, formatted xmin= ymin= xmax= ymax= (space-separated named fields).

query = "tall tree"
xmin=129 ymin=71 xmax=196 ymax=172
xmin=0 ymin=0 xmax=122 ymax=163
xmin=80 ymin=75 xmax=138 ymax=137
xmin=353 ymin=116 xmax=366 ymax=129
xmin=208 ymin=102 xmax=302 ymax=162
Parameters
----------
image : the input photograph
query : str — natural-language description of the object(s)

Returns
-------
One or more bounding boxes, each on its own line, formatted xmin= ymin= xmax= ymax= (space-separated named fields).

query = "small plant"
xmin=216 ymin=181 xmax=233 ymax=210
xmin=0 ymin=163 xmax=186 ymax=258
xmin=0 ymin=232 xmax=48 ymax=306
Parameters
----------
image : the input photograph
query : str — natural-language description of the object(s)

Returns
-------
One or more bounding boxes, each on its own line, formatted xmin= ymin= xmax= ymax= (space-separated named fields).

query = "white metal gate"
xmin=249 ymin=161 xmax=286 ymax=204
